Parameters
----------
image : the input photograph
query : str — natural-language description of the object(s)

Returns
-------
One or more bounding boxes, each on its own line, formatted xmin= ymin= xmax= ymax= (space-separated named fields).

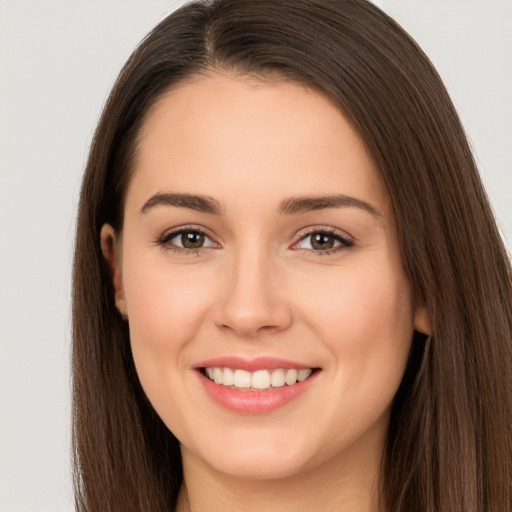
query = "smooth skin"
xmin=101 ymin=72 xmax=430 ymax=512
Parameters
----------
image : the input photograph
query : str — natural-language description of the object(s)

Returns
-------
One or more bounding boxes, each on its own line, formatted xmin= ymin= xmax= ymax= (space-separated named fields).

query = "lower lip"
xmin=197 ymin=370 xmax=320 ymax=414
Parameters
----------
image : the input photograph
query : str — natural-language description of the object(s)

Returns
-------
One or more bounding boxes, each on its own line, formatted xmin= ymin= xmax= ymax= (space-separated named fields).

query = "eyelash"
xmin=155 ymin=225 xmax=218 ymax=256
xmin=155 ymin=226 xmax=355 ymax=256
xmin=292 ymin=228 xmax=355 ymax=255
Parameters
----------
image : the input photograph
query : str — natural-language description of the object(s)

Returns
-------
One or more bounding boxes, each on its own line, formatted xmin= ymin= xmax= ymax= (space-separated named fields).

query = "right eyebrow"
xmin=140 ymin=193 xmax=223 ymax=215
xmin=279 ymin=194 xmax=382 ymax=218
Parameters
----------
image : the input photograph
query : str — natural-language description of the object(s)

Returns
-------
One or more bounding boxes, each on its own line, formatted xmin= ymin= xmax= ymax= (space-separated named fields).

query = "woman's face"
xmin=102 ymin=73 xmax=428 ymax=480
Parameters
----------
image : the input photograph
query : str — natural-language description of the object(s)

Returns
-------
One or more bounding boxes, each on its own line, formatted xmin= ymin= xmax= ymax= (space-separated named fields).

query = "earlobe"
xmin=100 ymin=224 xmax=127 ymax=318
xmin=413 ymin=304 xmax=431 ymax=336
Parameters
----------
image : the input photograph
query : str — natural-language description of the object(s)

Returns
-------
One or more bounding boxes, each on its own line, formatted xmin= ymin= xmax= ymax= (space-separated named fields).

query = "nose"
xmin=212 ymin=249 xmax=293 ymax=338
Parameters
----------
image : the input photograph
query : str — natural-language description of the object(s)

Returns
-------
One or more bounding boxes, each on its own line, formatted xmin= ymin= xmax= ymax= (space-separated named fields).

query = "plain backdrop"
xmin=0 ymin=1 xmax=510 ymax=511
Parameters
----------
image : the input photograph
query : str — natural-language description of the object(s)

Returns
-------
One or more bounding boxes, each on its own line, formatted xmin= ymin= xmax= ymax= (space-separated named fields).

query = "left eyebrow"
xmin=279 ymin=194 xmax=383 ymax=217
xmin=140 ymin=193 xmax=223 ymax=215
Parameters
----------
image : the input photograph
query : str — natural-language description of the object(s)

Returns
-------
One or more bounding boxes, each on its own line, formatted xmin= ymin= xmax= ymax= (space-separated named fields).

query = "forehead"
xmin=129 ymin=72 xmax=388 ymax=213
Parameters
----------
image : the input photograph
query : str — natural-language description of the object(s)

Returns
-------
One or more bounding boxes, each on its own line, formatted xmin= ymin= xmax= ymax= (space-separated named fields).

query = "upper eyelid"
xmin=293 ymin=226 xmax=354 ymax=243
xmin=290 ymin=227 xmax=356 ymax=254
xmin=158 ymin=225 xmax=216 ymax=241
xmin=156 ymin=226 xmax=219 ymax=252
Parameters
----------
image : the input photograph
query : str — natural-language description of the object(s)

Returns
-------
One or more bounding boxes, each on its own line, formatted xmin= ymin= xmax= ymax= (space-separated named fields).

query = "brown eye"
xmin=293 ymin=229 xmax=354 ymax=253
xmin=157 ymin=228 xmax=217 ymax=252
xmin=310 ymin=233 xmax=335 ymax=250
xmin=181 ymin=231 xmax=205 ymax=249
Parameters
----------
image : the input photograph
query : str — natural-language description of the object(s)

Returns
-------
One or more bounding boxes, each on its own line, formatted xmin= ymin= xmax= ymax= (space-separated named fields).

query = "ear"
xmin=413 ymin=304 xmax=431 ymax=336
xmin=100 ymin=224 xmax=127 ymax=318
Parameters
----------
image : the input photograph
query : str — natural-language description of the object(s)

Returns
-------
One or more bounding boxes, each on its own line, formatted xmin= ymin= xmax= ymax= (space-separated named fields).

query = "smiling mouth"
xmin=201 ymin=367 xmax=319 ymax=391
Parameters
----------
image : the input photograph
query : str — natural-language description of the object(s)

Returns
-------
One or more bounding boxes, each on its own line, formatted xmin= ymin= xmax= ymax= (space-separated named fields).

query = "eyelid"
xmin=291 ymin=226 xmax=355 ymax=253
xmin=155 ymin=225 xmax=220 ymax=250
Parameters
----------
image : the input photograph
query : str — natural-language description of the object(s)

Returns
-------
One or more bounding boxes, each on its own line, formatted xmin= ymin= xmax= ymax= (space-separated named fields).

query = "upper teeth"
xmin=205 ymin=367 xmax=313 ymax=390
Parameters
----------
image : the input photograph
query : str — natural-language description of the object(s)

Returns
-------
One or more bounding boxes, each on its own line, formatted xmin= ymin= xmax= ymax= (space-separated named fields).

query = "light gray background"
xmin=0 ymin=1 xmax=510 ymax=511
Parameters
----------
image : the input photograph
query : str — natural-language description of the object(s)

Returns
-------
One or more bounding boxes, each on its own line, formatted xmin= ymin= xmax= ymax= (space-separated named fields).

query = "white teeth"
xmin=213 ymin=367 xmax=223 ymax=384
xmin=223 ymin=367 xmax=234 ymax=386
xmin=233 ymin=369 xmax=252 ymax=388
xmin=270 ymin=369 xmax=286 ymax=388
xmin=298 ymin=368 xmax=312 ymax=382
xmin=252 ymin=370 xmax=271 ymax=390
xmin=285 ymin=369 xmax=298 ymax=386
xmin=204 ymin=366 xmax=314 ymax=390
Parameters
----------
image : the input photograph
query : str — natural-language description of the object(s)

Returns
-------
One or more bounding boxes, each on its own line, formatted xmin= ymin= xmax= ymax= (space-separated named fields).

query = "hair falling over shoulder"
xmin=72 ymin=0 xmax=512 ymax=510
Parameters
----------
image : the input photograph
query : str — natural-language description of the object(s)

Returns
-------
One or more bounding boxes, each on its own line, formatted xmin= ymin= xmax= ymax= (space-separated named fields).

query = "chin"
xmin=206 ymin=449 xmax=313 ymax=481
xmin=181 ymin=424 xmax=323 ymax=481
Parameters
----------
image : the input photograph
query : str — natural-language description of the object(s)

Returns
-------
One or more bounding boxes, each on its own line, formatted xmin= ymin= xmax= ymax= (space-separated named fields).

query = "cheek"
xmin=300 ymin=261 xmax=413 ymax=334
xmin=123 ymin=247 xmax=216 ymax=344
xmin=121 ymin=254 xmax=216 ymax=407
xmin=286 ymin=263 xmax=414 ymax=456
xmin=299 ymin=262 xmax=414 ymax=394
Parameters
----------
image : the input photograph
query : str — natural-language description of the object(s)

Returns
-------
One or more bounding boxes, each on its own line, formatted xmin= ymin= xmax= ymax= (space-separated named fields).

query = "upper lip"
xmin=193 ymin=356 xmax=318 ymax=372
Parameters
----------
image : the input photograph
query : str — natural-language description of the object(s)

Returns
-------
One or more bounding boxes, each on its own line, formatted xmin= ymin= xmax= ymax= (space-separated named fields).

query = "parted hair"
xmin=72 ymin=0 xmax=512 ymax=510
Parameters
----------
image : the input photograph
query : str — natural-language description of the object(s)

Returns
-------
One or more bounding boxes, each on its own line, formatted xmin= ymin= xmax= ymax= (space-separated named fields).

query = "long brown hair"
xmin=72 ymin=1 xmax=512 ymax=510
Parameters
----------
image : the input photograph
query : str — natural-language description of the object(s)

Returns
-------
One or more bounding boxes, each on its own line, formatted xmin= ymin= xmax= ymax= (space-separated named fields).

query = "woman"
xmin=72 ymin=0 xmax=512 ymax=510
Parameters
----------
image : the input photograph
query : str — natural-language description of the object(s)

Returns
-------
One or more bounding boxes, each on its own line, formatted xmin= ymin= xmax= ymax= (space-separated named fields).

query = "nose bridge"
xmin=214 ymin=242 xmax=292 ymax=336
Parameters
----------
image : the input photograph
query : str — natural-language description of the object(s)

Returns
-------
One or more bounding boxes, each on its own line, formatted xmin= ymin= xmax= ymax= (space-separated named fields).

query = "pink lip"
xmin=194 ymin=356 xmax=314 ymax=372
xmin=193 ymin=357 xmax=321 ymax=414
